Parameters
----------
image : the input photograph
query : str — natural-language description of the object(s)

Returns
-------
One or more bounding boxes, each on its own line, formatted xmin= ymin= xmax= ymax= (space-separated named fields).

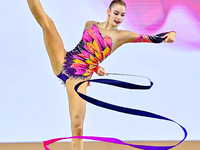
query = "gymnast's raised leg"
xmin=27 ymin=0 xmax=66 ymax=75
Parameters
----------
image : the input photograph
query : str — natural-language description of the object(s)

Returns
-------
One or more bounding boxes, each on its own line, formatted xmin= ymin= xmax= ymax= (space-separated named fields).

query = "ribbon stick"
xmin=43 ymin=76 xmax=187 ymax=150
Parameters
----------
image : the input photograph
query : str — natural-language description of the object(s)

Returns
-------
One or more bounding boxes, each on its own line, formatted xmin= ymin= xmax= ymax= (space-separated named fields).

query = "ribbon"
xmin=43 ymin=75 xmax=187 ymax=150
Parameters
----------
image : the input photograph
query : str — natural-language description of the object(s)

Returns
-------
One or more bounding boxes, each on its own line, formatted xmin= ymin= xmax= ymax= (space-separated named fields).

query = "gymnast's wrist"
xmin=94 ymin=65 xmax=100 ymax=74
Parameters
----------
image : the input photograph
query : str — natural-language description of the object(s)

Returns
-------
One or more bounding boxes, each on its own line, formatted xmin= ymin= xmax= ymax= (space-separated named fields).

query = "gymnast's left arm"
xmin=117 ymin=30 xmax=176 ymax=45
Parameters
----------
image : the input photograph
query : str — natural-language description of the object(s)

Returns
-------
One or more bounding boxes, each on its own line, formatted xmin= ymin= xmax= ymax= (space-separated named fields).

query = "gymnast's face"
xmin=107 ymin=4 xmax=126 ymax=27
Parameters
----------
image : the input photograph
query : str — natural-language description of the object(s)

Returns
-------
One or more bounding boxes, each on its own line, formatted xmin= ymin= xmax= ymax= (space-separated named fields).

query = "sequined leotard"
xmin=57 ymin=24 xmax=112 ymax=83
xmin=57 ymin=23 xmax=170 ymax=83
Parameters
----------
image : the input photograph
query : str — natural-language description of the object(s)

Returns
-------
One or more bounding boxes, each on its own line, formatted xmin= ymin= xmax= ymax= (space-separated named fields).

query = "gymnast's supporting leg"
xmin=66 ymin=79 xmax=88 ymax=150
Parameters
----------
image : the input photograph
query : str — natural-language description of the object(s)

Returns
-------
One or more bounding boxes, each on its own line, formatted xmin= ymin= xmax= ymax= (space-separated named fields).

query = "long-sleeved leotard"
xmin=57 ymin=23 xmax=171 ymax=83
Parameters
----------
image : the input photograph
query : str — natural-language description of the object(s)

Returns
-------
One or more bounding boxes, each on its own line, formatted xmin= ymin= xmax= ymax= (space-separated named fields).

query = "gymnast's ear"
xmin=107 ymin=8 xmax=111 ymax=16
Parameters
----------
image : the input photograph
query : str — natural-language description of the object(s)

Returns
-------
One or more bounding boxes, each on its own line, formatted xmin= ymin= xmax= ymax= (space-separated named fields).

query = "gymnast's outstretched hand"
xmin=96 ymin=66 xmax=108 ymax=76
xmin=162 ymin=31 xmax=176 ymax=43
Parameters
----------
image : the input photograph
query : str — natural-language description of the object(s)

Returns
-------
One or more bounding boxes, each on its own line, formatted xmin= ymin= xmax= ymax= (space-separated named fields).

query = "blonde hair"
xmin=109 ymin=0 xmax=126 ymax=10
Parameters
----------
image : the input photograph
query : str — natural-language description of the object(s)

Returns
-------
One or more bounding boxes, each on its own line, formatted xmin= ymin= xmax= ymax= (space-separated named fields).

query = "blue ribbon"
xmin=74 ymin=78 xmax=187 ymax=150
xmin=43 ymin=77 xmax=187 ymax=150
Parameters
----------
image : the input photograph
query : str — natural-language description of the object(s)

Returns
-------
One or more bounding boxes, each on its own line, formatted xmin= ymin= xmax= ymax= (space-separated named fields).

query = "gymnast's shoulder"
xmin=84 ymin=21 xmax=97 ymax=29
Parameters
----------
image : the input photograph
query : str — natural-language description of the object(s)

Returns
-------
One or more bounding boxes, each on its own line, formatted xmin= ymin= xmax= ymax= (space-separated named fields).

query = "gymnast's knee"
xmin=41 ymin=15 xmax=55 ymax=29
xmin=71 ymin=115 xmax=83 ymax=136
xmin=71 ymin=123 xmax=84 ymax=136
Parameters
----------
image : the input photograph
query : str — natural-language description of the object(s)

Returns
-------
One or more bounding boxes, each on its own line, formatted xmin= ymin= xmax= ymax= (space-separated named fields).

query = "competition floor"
xmin=0 ymin=141 xmax=199 ymax=150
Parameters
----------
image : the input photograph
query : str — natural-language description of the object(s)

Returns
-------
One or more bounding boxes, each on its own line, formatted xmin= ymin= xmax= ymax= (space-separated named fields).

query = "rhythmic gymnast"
xmin=27 ymin=0 xmax=176 ymax=150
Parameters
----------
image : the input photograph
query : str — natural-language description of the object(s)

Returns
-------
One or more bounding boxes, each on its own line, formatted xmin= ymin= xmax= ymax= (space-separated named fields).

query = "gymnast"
xmin=27 ymin=0 xmax=176 ymax=150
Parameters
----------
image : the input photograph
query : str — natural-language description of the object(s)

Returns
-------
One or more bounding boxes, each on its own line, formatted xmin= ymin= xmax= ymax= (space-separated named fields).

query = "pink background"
xmin=103 ymin=0 xmax=200 ymax=49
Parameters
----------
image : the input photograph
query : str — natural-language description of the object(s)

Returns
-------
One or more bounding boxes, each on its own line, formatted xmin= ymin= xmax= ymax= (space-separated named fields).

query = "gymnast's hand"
xmin=96 ymin=66 xmax=108 ymax=76
xmin=162 ymin=31 xmax=176 ymax=43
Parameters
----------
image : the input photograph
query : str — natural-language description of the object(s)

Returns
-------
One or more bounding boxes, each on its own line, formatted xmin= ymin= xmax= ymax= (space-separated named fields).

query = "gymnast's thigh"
xmin=65 ymin=78 xmax=89 ymax=127
xmin=42 ymin=16 xmax=67 ymax=76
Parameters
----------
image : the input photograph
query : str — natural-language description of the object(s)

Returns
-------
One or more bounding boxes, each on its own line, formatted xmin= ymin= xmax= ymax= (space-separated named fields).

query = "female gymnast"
xmin=27 ymin=0 xmax=176 ymax=150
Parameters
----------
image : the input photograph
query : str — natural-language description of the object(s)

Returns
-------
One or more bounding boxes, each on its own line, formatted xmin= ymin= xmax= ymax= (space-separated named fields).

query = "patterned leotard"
xmin=57 ymin=23 xmax=171 ymax=83
xmin=57 ymin=24 xmax=113 ymax=83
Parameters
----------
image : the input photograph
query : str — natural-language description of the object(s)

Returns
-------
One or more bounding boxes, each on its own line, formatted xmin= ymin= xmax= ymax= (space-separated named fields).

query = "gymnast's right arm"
xmin=27 ymin=0 xmax=49 ymax=27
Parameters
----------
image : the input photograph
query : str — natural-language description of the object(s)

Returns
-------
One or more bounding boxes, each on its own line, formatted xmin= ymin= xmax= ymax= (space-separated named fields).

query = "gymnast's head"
xmin=107 ymin=0 xmax=126 ymax=26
